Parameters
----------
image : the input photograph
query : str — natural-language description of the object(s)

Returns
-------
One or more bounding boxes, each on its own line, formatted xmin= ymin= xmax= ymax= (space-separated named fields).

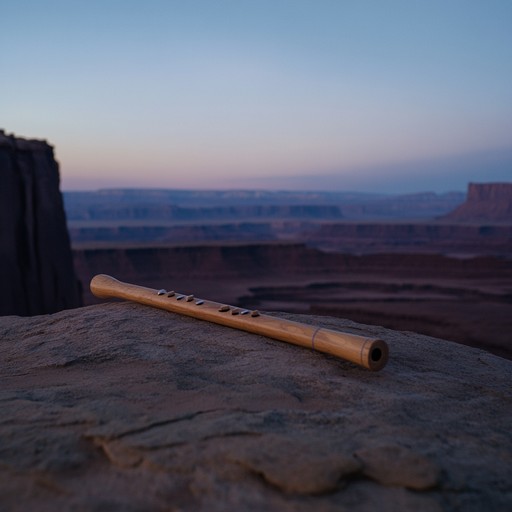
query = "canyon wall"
xmin=305 ymin=222 xmax=512 ymax=254
xmin=64 ymin=189 xmax=465 ymax=222
xmin=73 ymin=243 xmax=337 ymax=296
xmin=442 ymin=182 xmax=512 ymax=222
xmin=68 ymin=221 xmax=512 ymax=255
xmin=73 ymin=242 xmax=512 ymax=303
xmin=69 ymin=223 xmax=277 ymax=245
xmin=0 ymin=131 xmax=81 ymax=315
xmin=65 ymin=202 xmax=343 ymax=221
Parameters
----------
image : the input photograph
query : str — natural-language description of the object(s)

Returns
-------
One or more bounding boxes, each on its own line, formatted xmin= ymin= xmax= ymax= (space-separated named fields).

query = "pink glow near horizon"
xmin=2 ymin=1 xmax=511 ymax=193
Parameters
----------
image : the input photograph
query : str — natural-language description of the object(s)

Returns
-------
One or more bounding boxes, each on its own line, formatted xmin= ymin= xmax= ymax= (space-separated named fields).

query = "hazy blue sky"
xmin=1 ymin=0 xmax=511 ymax=192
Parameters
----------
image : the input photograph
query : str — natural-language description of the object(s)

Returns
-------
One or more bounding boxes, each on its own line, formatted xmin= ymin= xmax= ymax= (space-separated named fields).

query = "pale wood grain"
xmin=90 ymin=274 xmax=388 ymax=371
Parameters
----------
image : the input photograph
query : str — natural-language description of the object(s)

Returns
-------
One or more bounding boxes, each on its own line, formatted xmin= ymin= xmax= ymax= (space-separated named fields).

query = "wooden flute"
xmin=90 ymin=274 xmax=389 ymax=371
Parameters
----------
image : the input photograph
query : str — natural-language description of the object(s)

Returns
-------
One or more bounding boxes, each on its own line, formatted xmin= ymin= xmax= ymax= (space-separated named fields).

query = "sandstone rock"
xmin=354 ymin=445 xmax=439 ymax=490
xmin=442 ymin=182 xmax=512 ymax=223
xmin=229 ymin=434 xmax=363 ymax=495
xmin=0 ymin=302 xmax=511 ymax=511
xmin=0 ymin=130 xmax=81 ymax=315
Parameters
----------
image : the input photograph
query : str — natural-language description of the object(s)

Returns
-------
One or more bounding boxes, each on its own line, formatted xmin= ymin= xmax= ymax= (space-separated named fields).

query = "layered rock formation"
xmin=66 ymin=202 xmax=343 ymax=222
xmin=442 ymin=182 xmax=512 ymax=222
xmin=63 ymin=188 xmax=464 ymax=222
xmin=1 ymin=302 xmax=511 ymax=511
xmin=69 ymin=223 xmax=277 ymax=245
xmin=305 ymin=222 xmax=512 ymax=254
xmin=68 ymin=220 xmax=512 ymax=254
xmin=0 ymin=130 xmax=81 ymax=315
xmin=73 ymin=243 xmax=512 ymax=298
xmin=72 ymin=243 xmax=340 ymax=302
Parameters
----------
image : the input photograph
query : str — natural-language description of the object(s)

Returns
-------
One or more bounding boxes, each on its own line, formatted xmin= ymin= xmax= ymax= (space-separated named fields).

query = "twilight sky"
xmin=1 ymin=0 xmax=511 ymax=192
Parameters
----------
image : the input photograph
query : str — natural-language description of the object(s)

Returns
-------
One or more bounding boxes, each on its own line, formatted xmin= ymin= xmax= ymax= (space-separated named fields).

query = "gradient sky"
xmin=1 ymin=0 xmax=511 ymax=192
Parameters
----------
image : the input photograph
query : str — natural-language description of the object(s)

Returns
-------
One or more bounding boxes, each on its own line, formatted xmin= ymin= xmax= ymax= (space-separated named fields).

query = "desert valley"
xmin=65 ymin=184 xmax=512 ymax=360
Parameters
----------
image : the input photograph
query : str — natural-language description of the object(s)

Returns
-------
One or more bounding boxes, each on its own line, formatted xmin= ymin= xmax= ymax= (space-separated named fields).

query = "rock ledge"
xmin=1 ymin=302 xmax=511 ymax=511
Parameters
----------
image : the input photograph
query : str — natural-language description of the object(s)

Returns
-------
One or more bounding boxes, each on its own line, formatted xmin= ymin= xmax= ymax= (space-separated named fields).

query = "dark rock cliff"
xmin=442 ymin=182 xmax=512 ymax=222
xmin=0 ymin=130 xmax=81 ymax=315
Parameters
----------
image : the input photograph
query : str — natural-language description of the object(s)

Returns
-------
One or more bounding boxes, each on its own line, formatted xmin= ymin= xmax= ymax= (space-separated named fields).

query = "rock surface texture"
xmin=1 ymin=302 xmax=511 ymax=511
xmin=442 ymin=182 xmax=512 ymax=222
xmin=0 ymin=130 xmax=81 ymax=315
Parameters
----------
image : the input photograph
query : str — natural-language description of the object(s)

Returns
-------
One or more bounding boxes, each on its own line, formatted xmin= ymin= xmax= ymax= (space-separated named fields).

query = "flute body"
xmin=90 ymin=274 xmax=388 ymax=371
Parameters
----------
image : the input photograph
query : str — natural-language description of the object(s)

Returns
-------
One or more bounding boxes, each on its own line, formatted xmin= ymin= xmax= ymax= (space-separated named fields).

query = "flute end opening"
xmin=371 ymin=347 xmax=383 ymax=362
xmin=367 ymin=339 xmax=389 ymax=371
